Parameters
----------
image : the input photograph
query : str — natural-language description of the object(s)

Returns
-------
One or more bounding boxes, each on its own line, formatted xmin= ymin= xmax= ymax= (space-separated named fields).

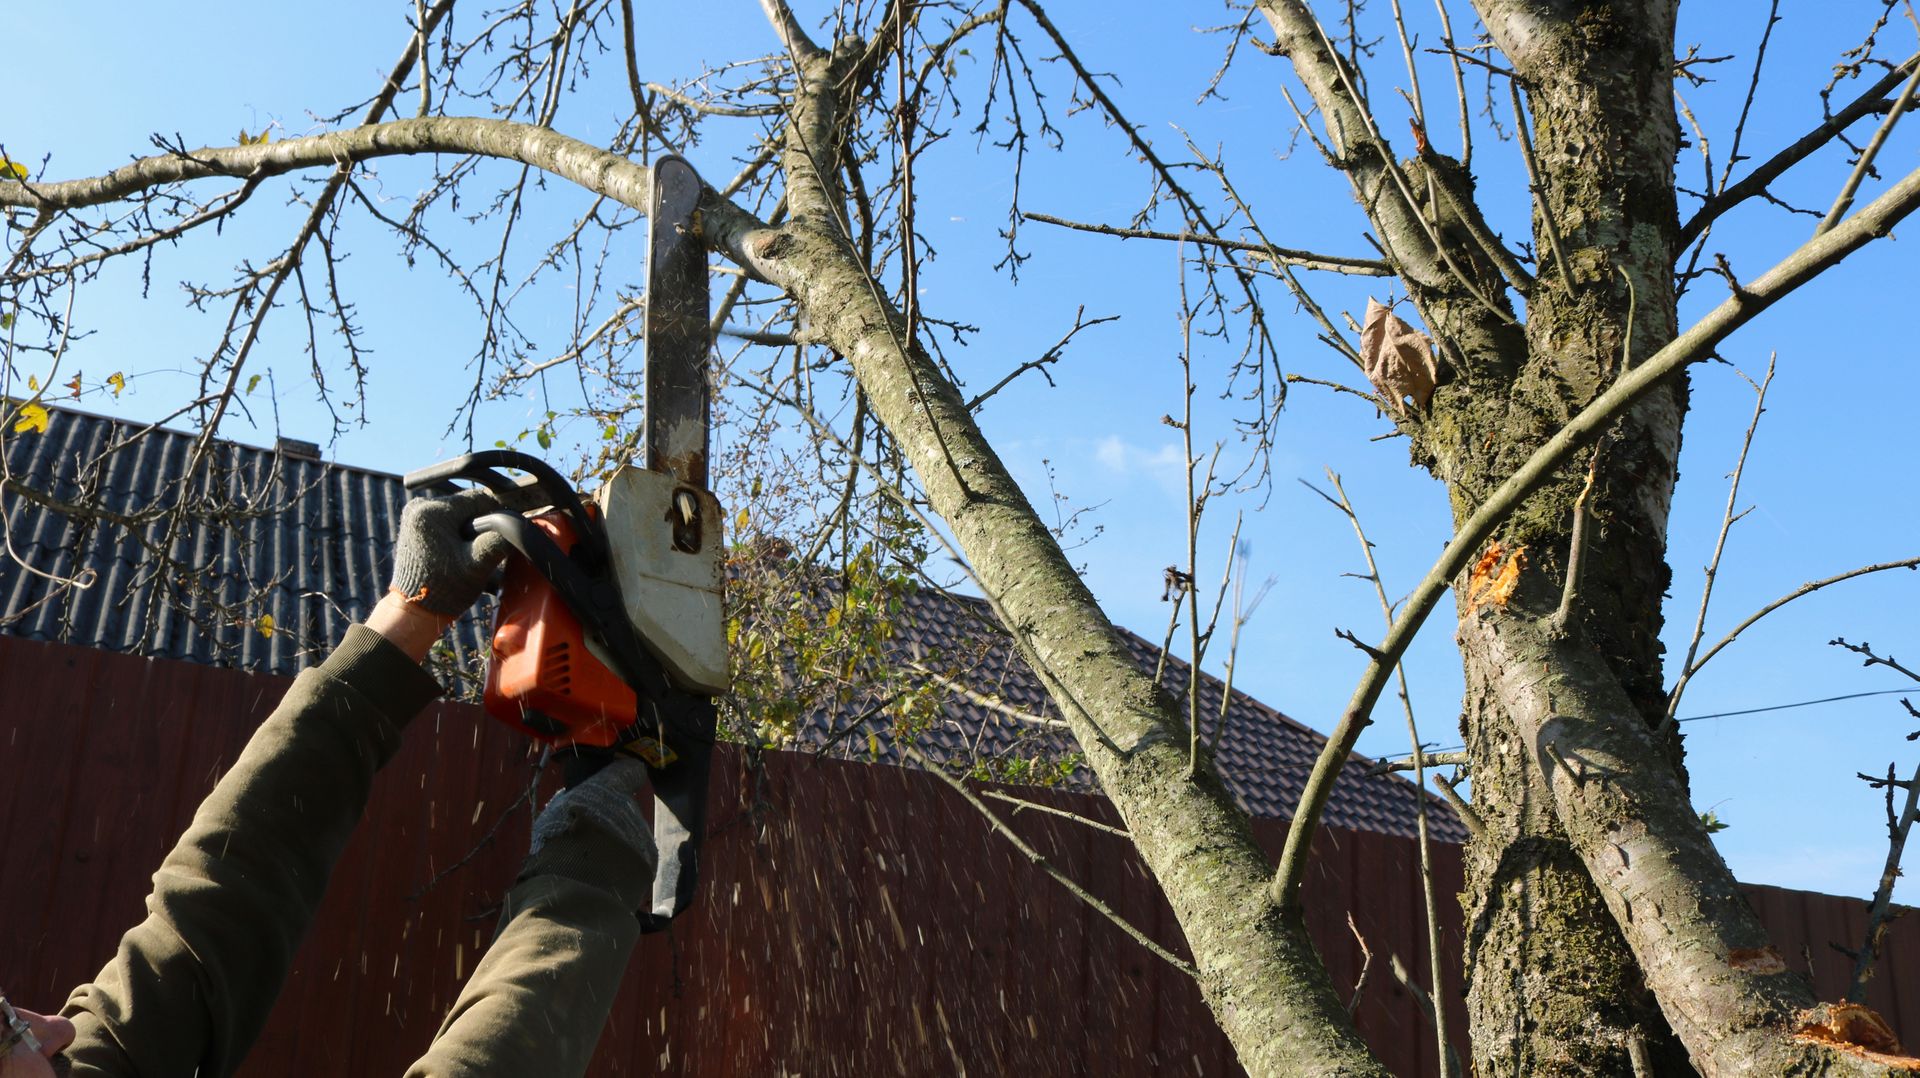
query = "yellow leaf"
xmin=255 ymin=613 xmax=275 ymax=638
xmin=11 ymin=402 xmax=49 ymax=434
xmin=236 ymin=128 xmax=269 ymax=146
xmin=734 ymin=507 xmax=749 ymax=531
xmin=0 ymin=158 xmax=25 ymax=180
xmin=107 ymin=372 xmax=125 ymax=397
xmin=25 ymin=374 xmax=37 ymax=391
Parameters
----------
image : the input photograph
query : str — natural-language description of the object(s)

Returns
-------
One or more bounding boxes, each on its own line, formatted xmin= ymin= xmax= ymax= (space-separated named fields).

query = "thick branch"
xmin=0 ymin=117 xmax=652 ymax=216
xmin=1494 ymin=616 xmax=1919 ymax=1075
xmin=704 ymin=39 xmax=1390 ymax=1076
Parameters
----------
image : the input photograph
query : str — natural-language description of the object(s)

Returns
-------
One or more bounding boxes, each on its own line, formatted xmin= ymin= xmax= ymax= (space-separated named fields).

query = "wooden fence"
xmin=1 ymin=634 xmax=1911 ymax=1075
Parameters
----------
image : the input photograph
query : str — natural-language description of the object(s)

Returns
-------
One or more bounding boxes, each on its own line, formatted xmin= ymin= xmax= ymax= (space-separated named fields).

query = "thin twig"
xmin=1386 ymin=0 xmax=1427 ymax=132
xmin=1510 ymin=80 xmax=1576 ymax=290
xmin=1430 ymin=0 xmax=1470 ymax=166
xmin=1680 ymin=52 xmax=1919 ymax=248
xmin=901 ymin=743 xmax=1196 ymax=976
xmin=1430 ymin=772 xmax=1483 ymax=840
xmin=981 ymin=789 xmax=1132 ymax=838
xmin=1849 ymin=759 xmax=1920 ymax=1001
xmin=1368 ymin=749 xmax=1470 ymax=776
xmin=1346 ymin=912 xmax=1374 ymax=1017
xmin=1311 ymin=469 xmax=1456 ymax=1076
xmin=1662 ymin=555 xmax=1920 ymax=737
xmin=1665 ymin=355 xmax=1775 ymax=724
xmin=1020 ymin=212 xmax=1393 ymax=275
xmin=1818 ymin=53 xmax=1920 ymax=233
xmin=1551 ymin=440 xmax=1608 ymax=633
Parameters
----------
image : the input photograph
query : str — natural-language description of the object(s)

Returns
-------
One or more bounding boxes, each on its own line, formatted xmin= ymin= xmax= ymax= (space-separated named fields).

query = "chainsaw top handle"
xmin=401 ymin=450 xmax=608 ymax=571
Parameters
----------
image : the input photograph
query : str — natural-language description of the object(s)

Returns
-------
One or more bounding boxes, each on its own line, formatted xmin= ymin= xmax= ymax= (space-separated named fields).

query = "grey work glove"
xmin=388 ymin=488 xmax=514 ymax=617
xmin=525 ymin=757 xmax=659 ymax=912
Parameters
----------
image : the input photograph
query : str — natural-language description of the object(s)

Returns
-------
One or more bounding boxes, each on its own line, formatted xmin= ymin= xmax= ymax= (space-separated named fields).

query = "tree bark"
xmin=1450 ymin=4 xmax=1693 ymax=1072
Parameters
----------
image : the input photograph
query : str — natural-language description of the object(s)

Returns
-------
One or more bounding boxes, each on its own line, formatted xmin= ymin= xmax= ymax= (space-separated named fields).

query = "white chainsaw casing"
xmin=594 ymin=465 xmax=729 ymax=694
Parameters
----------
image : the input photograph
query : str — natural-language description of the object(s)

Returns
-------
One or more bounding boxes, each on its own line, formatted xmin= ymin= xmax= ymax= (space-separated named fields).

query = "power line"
xmin=1409 ymin=686 xmax=1915 ymax=758
xmin=1676 ymin=686 xmax=1915 ymax=723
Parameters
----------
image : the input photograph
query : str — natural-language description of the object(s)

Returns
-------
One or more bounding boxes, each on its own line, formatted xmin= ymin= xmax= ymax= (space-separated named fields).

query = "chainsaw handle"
xmin=403 ymin=450 xmax=607 ymax=569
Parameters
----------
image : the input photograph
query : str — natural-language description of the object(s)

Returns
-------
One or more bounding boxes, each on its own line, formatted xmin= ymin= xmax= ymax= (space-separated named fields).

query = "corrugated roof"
xmin=0 ymin=404 xmax=1462 ymax=840
xmin=0 ymin=405 xmax=492 ymax=690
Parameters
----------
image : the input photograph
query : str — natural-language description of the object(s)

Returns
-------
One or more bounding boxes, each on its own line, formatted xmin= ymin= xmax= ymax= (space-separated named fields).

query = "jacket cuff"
xmin=520 ymin=819 xmax=653 ymax=914
xmin=319 ymin=624 xmax=446 ymax=731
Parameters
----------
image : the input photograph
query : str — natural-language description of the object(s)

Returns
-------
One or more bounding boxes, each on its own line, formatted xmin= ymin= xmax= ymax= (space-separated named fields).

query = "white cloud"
xmin=1094 ymin=434 xmax=1186 ymax=489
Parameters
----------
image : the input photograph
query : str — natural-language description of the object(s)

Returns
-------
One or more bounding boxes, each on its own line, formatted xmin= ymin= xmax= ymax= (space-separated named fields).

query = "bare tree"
xmin=6 ymin=1 xmax=1920 ymax=1074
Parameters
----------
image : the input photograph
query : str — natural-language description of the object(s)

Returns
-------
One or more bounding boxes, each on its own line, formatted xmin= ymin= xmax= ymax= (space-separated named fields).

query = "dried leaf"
xmin=107 ymin=371 xmax=126 ymax=397
xmin=1359 ymin=299 xmax=1440 ymax=414
xmin=64 ymin=373 xmax=82 ymax=398
xmin=11 ymin=402 xmax=49 ymax=434
xmin=1465 ymin=542 xmax=1527 ymax=613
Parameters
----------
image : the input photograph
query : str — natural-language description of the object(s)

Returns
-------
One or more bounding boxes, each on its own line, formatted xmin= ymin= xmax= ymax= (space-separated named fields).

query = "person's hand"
xmin=526 ymin=757 xmax=658 ymax=910
xmin=388 ymin=488 xmax=515 ymax=618
xmin=0 ymin=994 xmax=73 ymax=1078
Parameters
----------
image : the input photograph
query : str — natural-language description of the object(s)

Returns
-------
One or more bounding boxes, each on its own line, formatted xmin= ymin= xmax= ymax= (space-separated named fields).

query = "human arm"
xmin=60 ymin=624 xmax=444 ymax=1077
xmin=58 ymin=490 xmax=510 ymax=1077
xmin=406 ymin=759 xmax=658 ymax=1077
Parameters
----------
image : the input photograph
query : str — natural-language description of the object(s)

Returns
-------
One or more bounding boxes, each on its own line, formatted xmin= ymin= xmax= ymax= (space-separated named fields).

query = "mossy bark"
xmin=1442 ymin=5 xmax=1692 ymax=1072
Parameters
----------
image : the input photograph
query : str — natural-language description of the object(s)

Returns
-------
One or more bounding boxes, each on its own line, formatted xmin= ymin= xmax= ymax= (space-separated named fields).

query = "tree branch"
xmin=1678 ymin=52 xmax=1918 ymax=249
xmin=1273 ymin=157 xmax=1920 ymax=908
xmin=1022 ymin=211 xmax=1393 ymax=275
xmin=0 ymin=117 xmax=652 ymax=216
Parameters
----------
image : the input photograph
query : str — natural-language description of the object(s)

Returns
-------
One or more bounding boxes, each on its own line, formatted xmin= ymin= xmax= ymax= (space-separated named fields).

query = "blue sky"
xmin=4 ymin=0 xmax=1917 ymax=903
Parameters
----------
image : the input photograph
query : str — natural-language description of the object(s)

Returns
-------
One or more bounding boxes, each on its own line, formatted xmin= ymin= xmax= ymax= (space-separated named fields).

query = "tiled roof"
xmin=1 ymin=404 xmax=1463 ymax=841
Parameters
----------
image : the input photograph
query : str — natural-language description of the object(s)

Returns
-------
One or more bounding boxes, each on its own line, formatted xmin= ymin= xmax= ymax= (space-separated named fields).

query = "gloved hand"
xmin=388 ymin=488 xmax=514 ymax=617
xmin=525 ymin=757 xmax=659 ymax=912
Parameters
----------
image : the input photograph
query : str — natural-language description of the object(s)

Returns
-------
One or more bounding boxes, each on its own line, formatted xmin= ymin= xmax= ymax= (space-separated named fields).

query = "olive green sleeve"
xmin=61 ymin=626 xmax=443 ymax=1078
xmin=405 ymin=810 xmax=647 ymax=1077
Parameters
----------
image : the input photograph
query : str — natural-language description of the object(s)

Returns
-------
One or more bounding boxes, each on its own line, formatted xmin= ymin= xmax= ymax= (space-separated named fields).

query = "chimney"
xmin=275 ymin=436 xmax=322 ymax=462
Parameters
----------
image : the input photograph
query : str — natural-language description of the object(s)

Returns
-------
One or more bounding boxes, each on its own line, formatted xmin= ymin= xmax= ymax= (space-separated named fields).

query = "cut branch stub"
xmin=1360 ymin=298 xmax=1440 ymax=414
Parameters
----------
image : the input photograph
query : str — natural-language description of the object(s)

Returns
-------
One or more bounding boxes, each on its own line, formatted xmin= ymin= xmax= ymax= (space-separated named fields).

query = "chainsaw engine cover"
xmin=595 ymin=465 xmax=730 ymax=694
xmin=483 ymin=510 xmax=637 ymax=748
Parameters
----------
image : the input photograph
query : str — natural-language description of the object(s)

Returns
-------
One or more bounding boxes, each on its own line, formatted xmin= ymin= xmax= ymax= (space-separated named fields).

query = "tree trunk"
xmin=1443 ymin=4 xmax=1694 ymax=1072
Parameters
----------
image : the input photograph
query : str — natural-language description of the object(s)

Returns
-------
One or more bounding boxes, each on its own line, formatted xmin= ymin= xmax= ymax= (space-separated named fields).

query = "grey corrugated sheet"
xmin=0 ymin=405 xmax=490 ymax=690
xmin=1 ymin=403 xmax=1461 ymax=840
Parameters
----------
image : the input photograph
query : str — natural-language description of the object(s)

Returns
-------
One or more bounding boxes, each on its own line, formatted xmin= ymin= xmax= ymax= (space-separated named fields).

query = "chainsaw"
xmin=402 ymin=156 xmax=722 ymax=933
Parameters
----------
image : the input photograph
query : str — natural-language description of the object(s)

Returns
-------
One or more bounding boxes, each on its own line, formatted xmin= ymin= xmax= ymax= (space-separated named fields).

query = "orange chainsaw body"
xmin=483 ymin=509 xmax=638 ymax=748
